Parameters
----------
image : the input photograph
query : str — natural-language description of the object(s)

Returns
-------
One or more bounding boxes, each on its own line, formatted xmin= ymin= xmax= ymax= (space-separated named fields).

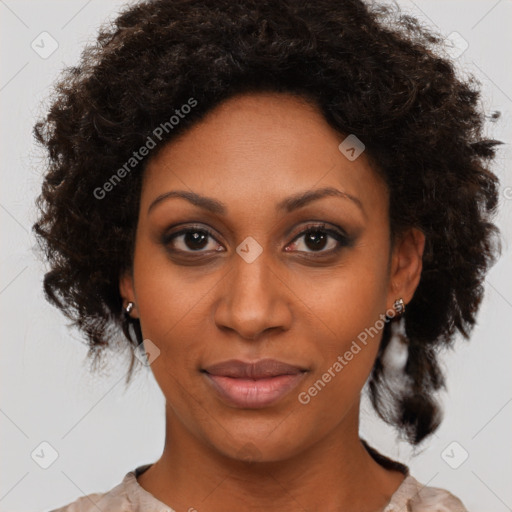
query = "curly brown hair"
xmin=33 ymin=0 xmax=502 ymax=445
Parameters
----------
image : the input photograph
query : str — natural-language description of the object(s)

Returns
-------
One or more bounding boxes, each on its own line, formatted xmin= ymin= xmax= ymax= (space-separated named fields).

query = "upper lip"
xmin=203 ymin=359 xmax=306 ymax=379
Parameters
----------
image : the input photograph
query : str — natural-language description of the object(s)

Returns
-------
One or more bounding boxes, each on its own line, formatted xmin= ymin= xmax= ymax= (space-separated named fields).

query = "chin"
xmin=200 ymin=418 xmax=314 ymax=464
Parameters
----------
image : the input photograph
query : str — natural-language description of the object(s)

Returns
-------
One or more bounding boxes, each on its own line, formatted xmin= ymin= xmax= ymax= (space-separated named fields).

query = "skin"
xmin=120 ymin=92 xmax=425 ymax=512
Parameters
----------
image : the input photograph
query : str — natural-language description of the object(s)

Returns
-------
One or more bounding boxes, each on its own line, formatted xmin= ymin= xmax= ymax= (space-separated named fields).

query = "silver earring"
xmin=381 ymin=316 xmax=411 ymax=390
xmin=125 ymin=302 xmax=134 ymax=314
xmin=393 ymin=298 xmax=405 ymax=316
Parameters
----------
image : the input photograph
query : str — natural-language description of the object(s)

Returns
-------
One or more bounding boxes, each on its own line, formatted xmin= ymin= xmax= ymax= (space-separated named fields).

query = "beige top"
xmin=48 ymin=463 xmax=468 ymax=512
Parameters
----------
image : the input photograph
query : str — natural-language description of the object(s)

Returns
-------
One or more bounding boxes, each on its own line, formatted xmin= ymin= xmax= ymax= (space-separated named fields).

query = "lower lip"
xmin=204 ymin=372 xmax=306 ymax=409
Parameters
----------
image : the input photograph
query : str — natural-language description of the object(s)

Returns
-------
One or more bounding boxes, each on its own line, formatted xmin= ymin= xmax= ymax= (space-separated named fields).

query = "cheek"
xmin=295 ymin=248 xmax=389 ymax=347
xmin=132 ymin=259 xmax=211 ymax=420
xmin=292 ymin=243 xmax=390 ymax=400
xmin=131 ymin=239 xmax=192 ymax=364
xmin=132 ymin=227 xmax=205 ymax=334
xmin=294 ymin=278 xmax=388 ymax=433
xmin=134 ymin=282 xmax=206 ymax=367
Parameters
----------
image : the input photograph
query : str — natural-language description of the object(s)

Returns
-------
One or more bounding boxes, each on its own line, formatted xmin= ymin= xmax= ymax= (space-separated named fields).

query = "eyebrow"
xmin=147 ymin=186 xmax=365 ymax=217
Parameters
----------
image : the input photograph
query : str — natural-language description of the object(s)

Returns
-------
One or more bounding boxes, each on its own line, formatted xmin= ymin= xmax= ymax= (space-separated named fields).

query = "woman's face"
xmin=121 ymin=92 xmax=423 ymax=462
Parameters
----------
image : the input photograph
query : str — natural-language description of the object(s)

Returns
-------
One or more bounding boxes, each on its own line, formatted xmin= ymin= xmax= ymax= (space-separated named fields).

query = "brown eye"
xmin=163 ymin=228 xmax=223 ymax=253
xmin=286 ymin=223 xmax=351 ymax=254
xmin=182 ymin=231 xmax=209 ymax=250
xmin=303 ymin=230 xmax=330 ymax=251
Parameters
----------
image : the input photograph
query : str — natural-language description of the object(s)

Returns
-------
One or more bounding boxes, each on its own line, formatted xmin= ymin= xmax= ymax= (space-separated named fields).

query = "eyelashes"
xmin=163 ymin=227 xmax=221 ymax=254
xmin=285 ymin=223 xmax=351 ymax=254
xmin=161 ymin=222 xmax=354 ymax=258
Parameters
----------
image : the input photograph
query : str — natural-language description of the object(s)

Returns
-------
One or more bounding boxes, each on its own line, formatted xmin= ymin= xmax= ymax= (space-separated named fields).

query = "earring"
xmin=381 ymin=298 xmax=410 ymax=400
xmin=393 ymin=298 xmax=405 ymax=317
xmin=124 ymin=301 xmax=135 ymax=315
xmin=381 ymin=315 xmax=411 ymax=390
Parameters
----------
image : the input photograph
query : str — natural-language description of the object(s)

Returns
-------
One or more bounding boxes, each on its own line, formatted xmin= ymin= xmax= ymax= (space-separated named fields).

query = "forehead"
xmin=141 ymin=92 xmax=388 ymax=218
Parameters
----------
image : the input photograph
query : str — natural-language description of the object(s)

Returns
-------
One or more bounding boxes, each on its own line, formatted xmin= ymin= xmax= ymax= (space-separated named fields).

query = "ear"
xmin=119 ymin=270 xmax=138 ymax=318
xmin=386 ymin=227 xmax=425 ymax=311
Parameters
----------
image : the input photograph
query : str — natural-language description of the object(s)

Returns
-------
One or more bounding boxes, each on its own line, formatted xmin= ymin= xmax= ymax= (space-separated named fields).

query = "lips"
xmin=203 ymin=359 xmax=306 ymax=379
xmin=202 ymin=359 xmax=307 ymax=409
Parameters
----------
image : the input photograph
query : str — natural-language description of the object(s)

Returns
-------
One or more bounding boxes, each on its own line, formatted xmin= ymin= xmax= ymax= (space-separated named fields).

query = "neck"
xmin=137 ymin=401 xmax=406 ymax=512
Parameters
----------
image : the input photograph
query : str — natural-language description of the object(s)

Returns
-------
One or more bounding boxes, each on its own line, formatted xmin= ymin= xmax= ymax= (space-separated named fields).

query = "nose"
xmin=214 ymin=250 xmax=293 ymax=341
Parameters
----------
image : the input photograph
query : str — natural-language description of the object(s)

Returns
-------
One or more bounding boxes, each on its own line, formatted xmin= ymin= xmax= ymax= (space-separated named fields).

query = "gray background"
xmin=1 ymin=1 xmax=511 ymax=511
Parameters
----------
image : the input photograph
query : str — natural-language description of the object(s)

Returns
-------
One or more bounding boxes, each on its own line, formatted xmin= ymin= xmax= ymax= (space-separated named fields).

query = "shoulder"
xmin=46 ymin=472 xmax=134 ymax=512
xmin=385 ymin=474 xmax=469 ymax=512
xmin=45 ymin=464 xmax=172 ymax=512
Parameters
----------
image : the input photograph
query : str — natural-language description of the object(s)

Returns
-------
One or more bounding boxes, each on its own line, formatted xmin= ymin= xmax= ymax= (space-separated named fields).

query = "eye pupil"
xmin=185 ymin=231 xmax=208 ymax=250
xmin=305 ymin=230 xmax=327 ymax=251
